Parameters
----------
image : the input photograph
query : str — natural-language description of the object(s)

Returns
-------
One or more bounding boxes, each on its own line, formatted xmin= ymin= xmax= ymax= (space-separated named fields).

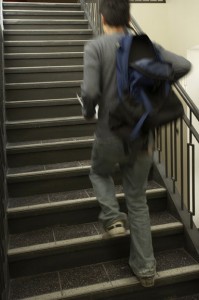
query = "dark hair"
xmin=100 ymin=0 xmax=130 ymax=28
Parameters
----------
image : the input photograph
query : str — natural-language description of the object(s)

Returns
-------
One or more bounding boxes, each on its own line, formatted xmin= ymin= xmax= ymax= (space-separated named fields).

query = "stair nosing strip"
xmin=4 ymin=40 xmax=87 ymax=45
xmin=6 ymin=116 xmax=95 ymax=130
xmin=5 ymin=52 xmax=84 ymax=59
xmin=5 ymin=65 xmax=83 ymax=73
xmin=4 ymin=10 xmax=85 ymax=13
xmin=3 ymin=2 xmax=81 ymax=6
xmin=7 ymin=189 xmax=167 ymax=216
xmin=7 ymin=164 xmax=91 ymax=181
xmin=6 ymin=136 xmax=94 ymax=151
xmin=7 ymin=222 xmax=183 ymax=258
xmin=6 ymin=98 xmax=79 ymax=107
xmin=6 ymin=80 xmax=82 ymax=89
xmin=4 ymin=19 xmax=88 ymax=23
xmin=4 ymin=29 xmax=92 ymax=34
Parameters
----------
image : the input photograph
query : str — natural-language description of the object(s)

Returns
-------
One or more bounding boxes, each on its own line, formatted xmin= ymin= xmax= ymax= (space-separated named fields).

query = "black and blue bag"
xmin=109 ymin=34 xmax=185 ymax=142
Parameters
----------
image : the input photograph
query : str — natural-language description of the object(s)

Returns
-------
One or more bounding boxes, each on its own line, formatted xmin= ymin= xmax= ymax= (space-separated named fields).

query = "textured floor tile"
xmin=9 ymin=227 xmax=54 ymax=249
xmin=93 ymin=221 xmax=104 ymax=235
xmin=78 ymin=160 xmax=90 ymax=166
xmin=103 ymin=258 xmax=133 ymax=281
xmin=150 ymin=211 xmax=178 ymax=226
xmin=49 ymin=189 xmax=88 ymax=202
xmin=156 ymin=248 xmax=197 ymax=271
xmin=148 ymin=180 xmax=162 ymax=189
xmin=8 ymin=194 xmax=49 ymax=208
xmin=85 ymin=188 xmax=95 ymax=197
xmin=60 ymin=263 xmax=109 ymax=290
xmin=8 ymin=165 xmax=45 ymax=174
xmin=53 ymin=223 xmax=98 ymax=241
xmin=10 ymin=272 xmax=60 ymax=300
xmin=45 ymin=161 xmax=80 ymax=170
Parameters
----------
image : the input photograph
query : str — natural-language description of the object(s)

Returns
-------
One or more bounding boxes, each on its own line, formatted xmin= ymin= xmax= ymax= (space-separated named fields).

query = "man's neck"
xmin=103 ymin=25 xmax=125 ymax=35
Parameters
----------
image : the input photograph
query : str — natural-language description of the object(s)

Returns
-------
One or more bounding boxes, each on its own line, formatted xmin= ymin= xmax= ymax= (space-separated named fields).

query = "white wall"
xmin=130 ymin=0 xmax=199 ymax=56
xmin=186 ymin=48 xmax=199 ymax=228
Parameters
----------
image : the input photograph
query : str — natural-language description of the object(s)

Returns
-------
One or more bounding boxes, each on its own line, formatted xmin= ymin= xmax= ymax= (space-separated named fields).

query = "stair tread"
xmin=6 ymin=98 xmax=79 ymax=107
xmin=8 ymin=211 xmax=180 ymax=252
xmin=7 ymin=159 xmax=91 ymax=176
xmin=7 ymin=135 xmax=93 ymax=150
xmin=7 ymin=181 xmax=165 ymax=210
xmin=9 ymin=249 xmax=199 ymax=300
xmin=6 ymin=116 xmax=95 ymax=130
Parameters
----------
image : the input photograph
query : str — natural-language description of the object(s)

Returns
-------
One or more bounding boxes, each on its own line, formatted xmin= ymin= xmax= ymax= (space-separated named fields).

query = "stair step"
xmin=7 ymin=186 xmax=167 ymax=233
xmin=5 ymin=65 xmax=83 ymax=83
xmin=6 ymin=98 xmax=82 ymax=122
xmin=4 ymin=19 xmax=89 ymax=30
xmin=8 ymin=220 xmax=184 ymax=278
xmin=3 ymin=10 xmax=85 ymax=20
xmin=4 ymin=52 xmax=84 ymax=67
xmin=5 ymin=80 xmax=82 ymax=101
xmin=3 ymin=2 xmax=81 ymax=11
xmin=6 ymin=135 xmax=93 ymax=167
xmin=4 ymin=40 xmax=86 ymax=53
xmin=7 ymin=183 xmax=165 ymax=210
xmin=6 ymin=160 xmax=96 ymax=197
xmin=3 ymin=29 xmax=93 ymax=41
xmin=6 ymin=115 xmax=96 ymax=143
xmin=9 ymin=255 xmax=199 ymax=300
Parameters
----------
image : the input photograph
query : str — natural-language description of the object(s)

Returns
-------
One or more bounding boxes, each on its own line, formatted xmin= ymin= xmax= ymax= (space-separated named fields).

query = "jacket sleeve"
xmin=81 ymin=40 xmax=101 ymax=119
xmin=155 ymin=43 xmax=192 ymax=81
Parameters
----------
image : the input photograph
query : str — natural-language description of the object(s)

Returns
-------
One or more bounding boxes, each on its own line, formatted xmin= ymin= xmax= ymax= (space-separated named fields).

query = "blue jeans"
xmin=89 ymin=135 xmax=156 ymax=278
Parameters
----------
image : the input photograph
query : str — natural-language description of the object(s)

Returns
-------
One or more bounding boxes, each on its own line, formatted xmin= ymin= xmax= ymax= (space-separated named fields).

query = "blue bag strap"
xmin=116 ymin=35 xmax=133 ymax=101
xmin=130 ymin=88 xmax=153 ymax=140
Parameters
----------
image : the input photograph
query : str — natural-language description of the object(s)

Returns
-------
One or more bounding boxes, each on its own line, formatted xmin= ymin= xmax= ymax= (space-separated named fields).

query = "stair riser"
xmin=6 ymin=85 xmax=81 ymax=101
xmin=4 ymin=45 xmax=85 ymax=53
xmin=8 ymin=233 xmax=184 ymax=278
xmin=6 ymin=103 xmax=82 ymax=121
xmin=4 ymin=24 xmax=88 ymax=30
xmin=7 ymin=170 xmax=119 ymax=198
xmin=5 ymin=57 xmax=84 ymax=67
xmin=4 ymin=34 xmax=92 ymax=41
xmin=7 ymin=145 xmax=92 ymax=168
xmin=6 ymin=122 xmax=96 ymax=143
xmin=8 ymin=196 xmax=167 ymax=233
xmin=6 ymin=70 xmax=83 ymax=83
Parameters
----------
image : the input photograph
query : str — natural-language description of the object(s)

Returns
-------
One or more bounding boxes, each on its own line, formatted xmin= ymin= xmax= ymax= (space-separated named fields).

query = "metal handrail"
xmin=0 ymin=0 xmax=8 ymax=298
xmin=81 ymin=0 xmax=199 ymax=231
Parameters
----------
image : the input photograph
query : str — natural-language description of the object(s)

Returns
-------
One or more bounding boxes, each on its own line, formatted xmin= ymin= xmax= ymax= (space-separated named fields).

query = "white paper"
xmin=76 ymin=93 xmax=83 ymax=107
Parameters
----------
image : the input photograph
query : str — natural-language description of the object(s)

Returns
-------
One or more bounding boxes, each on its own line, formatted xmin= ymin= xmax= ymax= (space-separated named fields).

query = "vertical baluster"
xmin=180 ymin=117 xmax=184 ymax=210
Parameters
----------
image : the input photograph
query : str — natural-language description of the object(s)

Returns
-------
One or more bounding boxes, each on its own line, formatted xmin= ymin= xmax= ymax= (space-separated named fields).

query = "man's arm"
xmin=81 ymin=41 xmax=101 ymax=119
xmin=155 ymin=43 xmax=191 ymax=81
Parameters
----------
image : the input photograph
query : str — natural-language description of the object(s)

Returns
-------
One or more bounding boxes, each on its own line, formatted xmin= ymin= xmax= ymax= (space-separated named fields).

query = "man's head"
xmin=100 ymin=0 xmax=130 ymax=28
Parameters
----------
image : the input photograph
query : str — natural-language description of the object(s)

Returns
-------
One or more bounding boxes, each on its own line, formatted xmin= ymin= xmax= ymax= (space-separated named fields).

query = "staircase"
xmin=2 ymin=1 xmax=199 ymax=299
